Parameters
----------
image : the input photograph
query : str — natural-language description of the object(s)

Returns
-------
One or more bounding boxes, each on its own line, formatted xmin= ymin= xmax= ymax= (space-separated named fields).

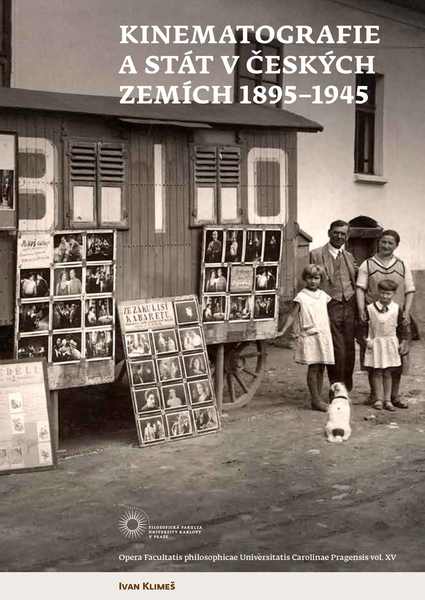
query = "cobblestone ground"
xmin=1 ymin=340 xmax=425 ymax=572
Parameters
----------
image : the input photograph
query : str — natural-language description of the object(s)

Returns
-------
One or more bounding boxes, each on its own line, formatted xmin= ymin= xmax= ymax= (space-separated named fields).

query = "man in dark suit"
xmin=310 ymin=220 xmax=357 ymax=391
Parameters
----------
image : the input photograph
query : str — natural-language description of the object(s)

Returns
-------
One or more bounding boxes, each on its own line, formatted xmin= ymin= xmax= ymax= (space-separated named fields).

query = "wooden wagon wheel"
xmin=210 ymin=341 xmax=267 ymax=410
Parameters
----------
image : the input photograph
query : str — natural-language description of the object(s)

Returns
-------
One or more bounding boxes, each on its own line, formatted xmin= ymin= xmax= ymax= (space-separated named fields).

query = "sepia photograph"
xmin=188 ymin=379 xmax=213 ymax=405
xmin=178 ymin=326 xmax=203 ymax=351
xmin=254 ymin=294 xmax=276 ymax=320
xmin=139 ymin=416 xmax=166 ymax=444
xmin=228 ymin=295 xmax=253 ymax=321
xmin=166 ymin=410 xmax=192 ymax=438
xmin=225 ymin=229 xmax=243 ymax=262
xmin=161 ymin=383 xmax=188 ymax=409
xmin=133 ymin=387 xmax=162 ymax=413
xmin=54 ymin=267 xmax=83 ymax=296
xmin=53 ymin=301 xmax=82 ymax=330
xmin=229 ymin=265 xmax=254 ymax=293
xmin=18 ymin=302 xmax=49 ymax=332
xmin=86 ymin=232 xmax=114 ymax=261
xmin=174 ymin=299 xmax=199 ymax=324
xmin=204 ymin=229 xmax=224 ymax=263
xmin=244 ymin=230 xmax=263 ymax=262
xmin=8 ymin=392 xmax=23 ymax=413
xmin=86 ymin=329 xmax=113 ymax=359
xmin=193 ymin=406 xmax=219 ymax=433
xmin=124 ymin=332 xmax=151 ymax=358
xmin=17 ymin=336 xmax=48 ymax=360
xmin=202 ymin=295 xmax=226 ymax=322
xmin=85 ymin=298 xmax=114 ymax=327
xmin=152 ymin=329 xmax=178 ymax=354
xmin=85 ymin=265 xmax=114 ymax=294
xmin=255 ymin=266 xmax=278 ymax=291
xmin=263 ymin=229 xmax=282 ymax=262
xmin=129 ymin=359 xmax=156 ymax=386
xmin=183 ymin=353 xmax=208 ymax=378
xmin=157 ymin=355 xmax=182 ymax=382
xmin=20 ymin=269 xmax=50 ymax=299
xmin=52 ymin=334 xmax=82 ymax=362
xmin=204 ymin=267 xmax=228 ymax=293
xmin=0 ymin=169 xmax=14 ymax=208
xmin=53 ymin=233 xmax=83 ymax=263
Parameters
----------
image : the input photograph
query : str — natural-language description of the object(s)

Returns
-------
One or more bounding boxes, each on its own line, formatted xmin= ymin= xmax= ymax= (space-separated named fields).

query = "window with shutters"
xmin=66 ymin=139 xmax=128 ymax=228
xmin=192 ymin=145 xmax=241 ymax=226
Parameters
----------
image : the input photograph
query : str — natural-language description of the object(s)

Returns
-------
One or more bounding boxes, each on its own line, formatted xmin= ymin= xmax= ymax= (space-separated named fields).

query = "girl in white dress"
xmin=364 ymin=279 xmax=408 ymax=411
xmin=279 ymin=264 xmax=334 ymax=412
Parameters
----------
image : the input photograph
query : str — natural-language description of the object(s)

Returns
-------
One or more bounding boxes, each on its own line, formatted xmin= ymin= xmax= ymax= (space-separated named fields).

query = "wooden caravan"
xmin=0 ymin=87 xmax=321 ymax=408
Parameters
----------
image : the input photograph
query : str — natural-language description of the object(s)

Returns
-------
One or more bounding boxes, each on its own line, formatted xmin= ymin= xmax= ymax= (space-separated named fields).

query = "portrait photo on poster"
xmin=188 ymin=378 xmax=213 ymax=405
xmin=18 ymin=302 xmax=50 ymax=333
xmin=85 ymin=264 xmax=114 ymax=294
xmin=20 ymin=268 xmax=51 ymax=299
xmin=130 ymin=359 xmax=157 ymax=386
xmin=174 ymin=299 xmax=199 ymax=325
xmin=202 ymin=295 xmax=227 ymax=322
xmin=204 ymin=229 xmax=224 ymax=263
xmin=125 ymin=332 xmax=152 ymax=358
xmin=166 ymin=410 xmax=192 ymax=438
xmin=225 ymin=229 xmax=243 ymax=263
xmin=17 ymin=335 xmax=49 ymax=360
xmin=53 ymin=300 xmax=82 ymax=330
xmin=86 ymin=232 xmax=114 ymax=261
xmin=85 ymin=297 xmax=114 ymax=327
xmin=52 ymin=333 xmax=82 ymax=362
xmin=161 ymin=383 xmax=188 ymax=409
xmin=204 ymin=266 xmax=228 ymax=293
xmin=134 ymin=386 xmax=162 ymax=413
xmin=178 ymin=326 xmax=203 ymax=351
xmin=53 ymin=233 xmax=83 ymax=263
xmin=86 ymin=329 xmax=113 ymax=360
xmin=153 ymin=329 xmax=179 ymax=354
xmin=139 ymin=415 xmax=166 ymax=444
xmin=54 ymin=267 xmax=83 ymax=297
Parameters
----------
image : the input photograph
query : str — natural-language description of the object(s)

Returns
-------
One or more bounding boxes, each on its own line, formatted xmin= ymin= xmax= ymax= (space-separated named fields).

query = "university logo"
xmin=118 ymin=506 xmax=150 ymax=540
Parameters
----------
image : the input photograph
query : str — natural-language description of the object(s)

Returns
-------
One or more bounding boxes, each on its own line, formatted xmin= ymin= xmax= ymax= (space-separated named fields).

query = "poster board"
xmin=15 ymin=230 xmax=116 ymax=390
xmin=118 ymin=295 xmax=220 ymax=447
xmin=0 ymin=131 xmax=18 ymax=230
xmin=200 ymin=225 xmax=283 ymax=344
xmin=0 ymin=358 xmax=56 ymax=475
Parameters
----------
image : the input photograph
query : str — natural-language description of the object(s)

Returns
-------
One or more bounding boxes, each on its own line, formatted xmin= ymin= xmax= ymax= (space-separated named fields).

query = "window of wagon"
xmin=65 ymin=139 xmax=128 ymax=229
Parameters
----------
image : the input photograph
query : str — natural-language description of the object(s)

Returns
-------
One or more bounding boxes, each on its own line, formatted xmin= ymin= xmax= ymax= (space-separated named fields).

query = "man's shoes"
xmin=392 ymin=398 xmax=409 ymax=409
xmin=384 ymin=401 xmax=396 ymax=412
xmin=311 ymin=400 xmax=328 ymax=412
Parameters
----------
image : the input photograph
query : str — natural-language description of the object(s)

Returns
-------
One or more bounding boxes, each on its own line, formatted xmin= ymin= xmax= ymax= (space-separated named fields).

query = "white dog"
xmin=325 ymin=382 xmax=351 ymax=443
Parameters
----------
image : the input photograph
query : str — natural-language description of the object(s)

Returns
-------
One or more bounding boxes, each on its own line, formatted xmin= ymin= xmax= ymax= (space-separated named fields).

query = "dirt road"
xmin=1 ymin=341 xmax=425 ymax=572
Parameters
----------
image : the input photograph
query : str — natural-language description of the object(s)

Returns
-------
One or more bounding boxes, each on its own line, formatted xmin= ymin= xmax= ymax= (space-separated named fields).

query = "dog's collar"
xmin=331 ymin=395 xmax=348 ymax=400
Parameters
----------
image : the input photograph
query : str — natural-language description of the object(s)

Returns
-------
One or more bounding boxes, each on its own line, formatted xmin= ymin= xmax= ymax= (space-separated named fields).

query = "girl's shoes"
xmin=383 ymin=400 xmax=396 ymax=412
xmin=373 ymin=400 xmax=383 ymax=410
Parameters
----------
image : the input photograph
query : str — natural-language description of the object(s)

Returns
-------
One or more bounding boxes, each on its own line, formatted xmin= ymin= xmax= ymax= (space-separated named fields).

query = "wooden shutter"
xmin=68 ymin=141 xmax=97 ymax=227
xmin=191 ymin=146 xmax=218 ymax=225
xmin=98 ymin=142 xmax=128 ymax=228
xmin=218 ymin=146 xmax=241 ymax=223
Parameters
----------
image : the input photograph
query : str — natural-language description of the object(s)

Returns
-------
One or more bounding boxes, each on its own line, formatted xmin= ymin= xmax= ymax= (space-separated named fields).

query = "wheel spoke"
xmin=227 ymin=374 xmax=236 ymax=403
xmin=241 ymin=367 xmax=257 ymax=378
xmin=234 ymin=373 xmax=249 ymax=393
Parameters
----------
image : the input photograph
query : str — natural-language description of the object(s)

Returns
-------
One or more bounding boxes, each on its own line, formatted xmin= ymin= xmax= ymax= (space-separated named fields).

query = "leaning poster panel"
xmin=118 ymin=295 xmax=220 ymax=447
xmin=0 ymin=358 xmax=56 ymax=475
xmin=200 ymin=225 xmax=283 ymax=344
xmin=15 ymin=230 xmax=116 ymax=390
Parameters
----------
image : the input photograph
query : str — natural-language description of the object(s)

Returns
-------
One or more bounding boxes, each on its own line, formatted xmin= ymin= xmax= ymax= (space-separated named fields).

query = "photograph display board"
xmin=118 ymin=295 xmax=220 ymax=447
xmin=15 ymin=230 xmax=116 ymax=389
xmin=200 ymin=226 xmax=283 ymax=344
xmin=0 ymin=359 xmax=55 ymax=474
xmin=0 ymin=132 xmax=18 ymax=229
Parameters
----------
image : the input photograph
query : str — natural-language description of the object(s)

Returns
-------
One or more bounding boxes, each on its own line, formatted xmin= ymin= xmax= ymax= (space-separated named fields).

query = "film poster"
xmin=0 ymin=359 xmax=55 ymax=474
xmin=15 ymin=230 xmax=116 ymax=377
xmin=118 ymin=295 xmax=220 ymax=447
